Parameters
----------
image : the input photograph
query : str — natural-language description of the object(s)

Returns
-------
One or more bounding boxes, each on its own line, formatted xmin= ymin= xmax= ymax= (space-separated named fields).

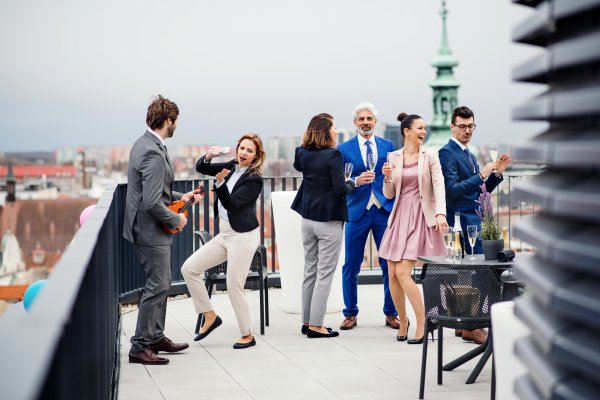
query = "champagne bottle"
xmin=454 ymin=212 xmax=465 ymax=259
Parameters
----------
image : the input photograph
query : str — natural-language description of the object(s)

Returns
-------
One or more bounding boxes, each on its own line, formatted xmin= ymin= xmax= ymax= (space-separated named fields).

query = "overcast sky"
xmin=0 ymin=0 xmax=546 ymax=153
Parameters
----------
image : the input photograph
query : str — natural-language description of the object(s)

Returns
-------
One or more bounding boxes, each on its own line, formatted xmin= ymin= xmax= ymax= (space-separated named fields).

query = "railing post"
xmin=260 ymin=184 xmax=265 ymax=246
xmin=271 ymin=178 xmax=276 ymax=273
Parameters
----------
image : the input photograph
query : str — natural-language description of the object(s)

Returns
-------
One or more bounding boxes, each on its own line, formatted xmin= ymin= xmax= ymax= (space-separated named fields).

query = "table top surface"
xmin=417 ymin=253 xmax=534 ymax=267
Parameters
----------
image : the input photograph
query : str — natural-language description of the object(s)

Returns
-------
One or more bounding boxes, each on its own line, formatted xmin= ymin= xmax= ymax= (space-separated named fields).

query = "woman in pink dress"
xmin=379 ymin=113 xmax=448 ymax=343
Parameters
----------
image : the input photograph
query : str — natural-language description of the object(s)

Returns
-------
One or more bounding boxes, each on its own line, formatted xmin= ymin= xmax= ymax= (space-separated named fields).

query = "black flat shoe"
xmin=233 ymin=338 xmax=256 ymax=349
xmin=397 ymin=319 xmax=410 ymax=342
xmin=302 ymin=325 xmax=333 ymax=335
xmin=194 ymin=316 xmax=222 ymax=341
xmin=307 ymin=328 xmax=339 ymax=338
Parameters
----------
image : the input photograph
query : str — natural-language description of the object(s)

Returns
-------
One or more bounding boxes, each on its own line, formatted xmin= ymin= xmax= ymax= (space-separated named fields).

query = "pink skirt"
xmin=379 ymin=196 xmax=446 ymax=262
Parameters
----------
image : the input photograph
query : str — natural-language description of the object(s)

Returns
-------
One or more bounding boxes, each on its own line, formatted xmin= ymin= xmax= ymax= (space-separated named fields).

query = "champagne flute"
xmin=467 ymin=225 xmax=478 ymax=260
xmin=367 ymin=152 xmax=376 ymax=172
xmin=386 ymin=152 xmax=395 ymax=182
xmin=345 ymin=163 xmax=354 ymax=180
xmin=490 ymin=143 xmax=499 ymax=173
xmin=442 ymin=226 xmax=452 ymax=262
xmin=448 ymin=233 xmax=456 ymax=264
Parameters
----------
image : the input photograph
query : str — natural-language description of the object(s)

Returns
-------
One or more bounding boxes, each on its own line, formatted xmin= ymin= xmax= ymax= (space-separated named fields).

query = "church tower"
xmin=424 ymin=1 xmax=460 ymax=150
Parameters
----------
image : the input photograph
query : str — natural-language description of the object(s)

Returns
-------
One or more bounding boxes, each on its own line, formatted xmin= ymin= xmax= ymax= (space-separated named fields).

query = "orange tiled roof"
xmin=0 ymin=166 xmax=77 ymax=179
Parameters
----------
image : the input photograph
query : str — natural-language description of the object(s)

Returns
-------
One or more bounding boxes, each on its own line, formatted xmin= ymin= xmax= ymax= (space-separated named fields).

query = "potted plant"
xmin=475 ymin=183 xmax=504 ymax=260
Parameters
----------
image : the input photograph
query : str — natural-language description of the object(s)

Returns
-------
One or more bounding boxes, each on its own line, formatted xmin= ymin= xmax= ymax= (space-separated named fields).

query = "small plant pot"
xmin=482 ymin=239 xmax=504 ymax=260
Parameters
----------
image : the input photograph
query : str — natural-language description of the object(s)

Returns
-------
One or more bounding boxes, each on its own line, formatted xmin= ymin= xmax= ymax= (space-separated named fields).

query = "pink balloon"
xmin=80 ymin=205 xmax=96 ymax=226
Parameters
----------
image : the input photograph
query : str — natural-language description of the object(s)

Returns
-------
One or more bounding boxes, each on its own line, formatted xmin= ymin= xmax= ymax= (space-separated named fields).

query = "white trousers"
xmin=181 ymin=219 xmax=260 ymax=336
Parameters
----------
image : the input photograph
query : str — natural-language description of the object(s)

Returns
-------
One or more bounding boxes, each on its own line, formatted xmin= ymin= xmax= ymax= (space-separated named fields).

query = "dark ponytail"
xmin=397 ymin=113 xmax=422 ymax=138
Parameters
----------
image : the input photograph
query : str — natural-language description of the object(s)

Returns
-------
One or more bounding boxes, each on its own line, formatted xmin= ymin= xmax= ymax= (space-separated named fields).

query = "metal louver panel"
xmin=510 ymin=0 xmax=600 ymax=399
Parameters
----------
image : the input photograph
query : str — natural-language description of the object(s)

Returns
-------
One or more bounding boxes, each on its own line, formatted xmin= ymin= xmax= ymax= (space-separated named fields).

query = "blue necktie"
xmin=366 ymin=140 xmax=373 ymax=167
xmin=464 ymin=148 xmax=475 ymax=173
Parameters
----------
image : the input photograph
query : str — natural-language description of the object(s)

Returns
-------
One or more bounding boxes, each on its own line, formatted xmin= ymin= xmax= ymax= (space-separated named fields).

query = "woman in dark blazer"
xmin=292 ymin=113 xmax=355 ymax=338
xmin=181 ymin=133 xmax=265 ymax=349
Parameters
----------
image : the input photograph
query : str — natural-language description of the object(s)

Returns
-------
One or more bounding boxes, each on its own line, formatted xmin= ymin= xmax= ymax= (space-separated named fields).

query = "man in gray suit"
xmin=124 ymin=95 xmax=203 ymax=365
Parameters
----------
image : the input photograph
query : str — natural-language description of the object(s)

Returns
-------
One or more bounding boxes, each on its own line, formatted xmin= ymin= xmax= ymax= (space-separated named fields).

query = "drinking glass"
xmin=386 ymin=152 xmax=395 ymax=182
xmin=490 ymin=143 xmax=499 ymax=173
xmin=467 ymin=225 xmax=478 ymax=260
xmin=367 ymin=152 xmax=376 ymax=172
xmin=448 ymin=232 xmax=456 ymax=264
xmin=442 ymin=226 xmax=452 ymax=262
xmin=344 ymin=163 xmax=354 ymax=180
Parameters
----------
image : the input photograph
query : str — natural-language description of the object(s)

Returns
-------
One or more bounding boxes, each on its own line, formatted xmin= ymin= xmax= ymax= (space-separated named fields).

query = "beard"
xmin=357 ymin=124 xmax=374 ymax=136
xmin=166 ymin=123 xmax=176 ymax=138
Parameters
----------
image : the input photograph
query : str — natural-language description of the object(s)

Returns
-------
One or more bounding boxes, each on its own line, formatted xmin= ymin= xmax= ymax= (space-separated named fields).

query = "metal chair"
xmin=193 ymin=231 xmax=269 ymax=335
xmin=418 ymin=264 xmax=507 ymax=399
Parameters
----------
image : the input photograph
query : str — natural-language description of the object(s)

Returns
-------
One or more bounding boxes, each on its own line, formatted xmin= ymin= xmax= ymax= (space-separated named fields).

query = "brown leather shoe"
xmin=129 ymin=348 xmax=169 ymax=365
xmin=149 ymin=337 xmax=189 ymax=353
xmin=385 ymin=315 xmax=401 ymax=329
xmin=340 ymin=316 xmax=357 ymax=330
xmin=455 ymin=329 xmax=463 ymax=337
xmin=462 ymin=329 xmax=488 ymax=344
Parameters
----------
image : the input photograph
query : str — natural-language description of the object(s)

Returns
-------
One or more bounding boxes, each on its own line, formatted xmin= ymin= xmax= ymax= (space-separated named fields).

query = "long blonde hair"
xmin=236 ymin=133 xmax=266 ymax=176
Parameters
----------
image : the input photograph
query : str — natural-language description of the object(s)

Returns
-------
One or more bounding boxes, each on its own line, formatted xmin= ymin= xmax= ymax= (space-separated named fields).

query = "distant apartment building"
xmin=266 ymin=135 xmax=303 ymax=162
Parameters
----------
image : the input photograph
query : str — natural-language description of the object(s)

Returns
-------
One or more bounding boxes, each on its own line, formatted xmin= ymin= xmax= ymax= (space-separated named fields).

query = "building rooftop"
xmin=118 ymin=285 xmax=493 ymax=400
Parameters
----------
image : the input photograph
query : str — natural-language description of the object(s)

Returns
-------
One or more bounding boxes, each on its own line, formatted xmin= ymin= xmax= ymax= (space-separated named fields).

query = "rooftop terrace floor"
xmin=118 ymin=284 xmax=493 ymax=400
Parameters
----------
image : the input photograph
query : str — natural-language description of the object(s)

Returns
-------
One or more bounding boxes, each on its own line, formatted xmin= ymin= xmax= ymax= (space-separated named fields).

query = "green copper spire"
xmin=424 ymin=0 xmax=460 ymax=150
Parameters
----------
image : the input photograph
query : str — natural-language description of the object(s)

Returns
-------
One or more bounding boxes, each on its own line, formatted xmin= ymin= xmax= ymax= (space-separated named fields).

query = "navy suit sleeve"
xmin=485 ymin=173 xmax=503 ymax=193
xmin=439 ymin=147 xmax=484 ymax=202
xmin=293 ymin=147 xmax=302 ymax=172
xmin=329 ymin=150 xmax=355 ymax=198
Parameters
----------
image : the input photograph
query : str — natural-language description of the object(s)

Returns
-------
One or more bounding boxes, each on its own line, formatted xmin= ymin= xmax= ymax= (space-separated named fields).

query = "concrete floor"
xmin=118 ymin=285 xmax=493 ymax=400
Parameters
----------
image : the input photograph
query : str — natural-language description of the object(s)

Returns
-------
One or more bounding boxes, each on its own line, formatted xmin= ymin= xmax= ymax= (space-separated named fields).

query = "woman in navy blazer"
xmin=292 ymin=113 xmax=355 ymax=338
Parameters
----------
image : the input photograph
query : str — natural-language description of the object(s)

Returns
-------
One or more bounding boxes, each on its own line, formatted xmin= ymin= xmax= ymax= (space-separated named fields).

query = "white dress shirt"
xmin=451 ymin=137 xmax=476 ymax=173
xmin=354 ymin=134 xmax=382 ymax=210
xmin=148 ymin=127 xmax=165 ymax=147
xmin=215 ymin=165 xmax=248 ymax=221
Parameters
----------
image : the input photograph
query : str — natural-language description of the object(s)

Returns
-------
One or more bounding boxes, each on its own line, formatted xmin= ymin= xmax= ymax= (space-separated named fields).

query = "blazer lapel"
xmin=350 ymin=135 xmax=366 ymax=171
xmin=395 ymin=148 xmax=404 ymax=192
xmin=375 ymin=137 xmax=387 ymax=171
xmin=418 ymin=147 xmax=425 ymax=194
xmin=449 ymin=140 xmax=476 ymax=176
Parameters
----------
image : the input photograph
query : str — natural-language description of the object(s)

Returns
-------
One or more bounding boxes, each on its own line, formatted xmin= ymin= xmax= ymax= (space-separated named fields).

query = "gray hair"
xmin=352 ymin=102 xmax=378 ymax=121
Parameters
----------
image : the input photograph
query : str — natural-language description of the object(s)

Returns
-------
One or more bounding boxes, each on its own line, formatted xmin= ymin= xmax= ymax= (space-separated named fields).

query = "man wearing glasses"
xmin=439 ymin=106 xmax=511 ymax=344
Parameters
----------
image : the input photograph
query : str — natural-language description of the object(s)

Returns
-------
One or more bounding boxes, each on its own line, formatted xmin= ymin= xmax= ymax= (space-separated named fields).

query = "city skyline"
xmin=1 ymin=1 xmax=546 ymax=153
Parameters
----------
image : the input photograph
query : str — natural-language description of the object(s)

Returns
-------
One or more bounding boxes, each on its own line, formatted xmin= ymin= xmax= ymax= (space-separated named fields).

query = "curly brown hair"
xmin=301 ymin=113 xmax=337 ymax=150
xmin=146 ymin=95 xmax=179 ymax=131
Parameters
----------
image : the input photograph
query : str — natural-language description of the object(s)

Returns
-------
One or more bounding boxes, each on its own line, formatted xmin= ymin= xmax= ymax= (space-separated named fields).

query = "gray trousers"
xmin=301 ymin=218 xmax=344 ymax=326
xmin=131 ymin=244 xmax=171 ymax=353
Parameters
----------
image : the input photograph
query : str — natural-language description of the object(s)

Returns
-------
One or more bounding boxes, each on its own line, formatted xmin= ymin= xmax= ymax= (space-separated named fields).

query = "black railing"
xmin=0 ymin=184 xmax=121 ymax=400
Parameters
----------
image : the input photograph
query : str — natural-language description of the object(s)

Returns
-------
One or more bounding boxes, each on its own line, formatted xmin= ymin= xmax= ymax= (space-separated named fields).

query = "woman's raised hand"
xmin=206 ymin=146 xmax=221 ymax=161
xmin=216 ymin=168 xmax=231 ymax=184
xmin=382 ymin=163 xmax=394 ymax=180
xmin=435 ymin=214 xmax=449 ymax=233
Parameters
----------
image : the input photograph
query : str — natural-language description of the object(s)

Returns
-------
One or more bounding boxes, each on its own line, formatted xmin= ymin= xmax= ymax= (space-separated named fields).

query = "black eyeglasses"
xmin=457 ymin=124 xmax=476 ymax=132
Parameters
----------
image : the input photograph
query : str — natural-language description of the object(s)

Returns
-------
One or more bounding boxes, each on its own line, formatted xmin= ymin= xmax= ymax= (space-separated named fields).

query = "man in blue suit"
xmin=439 ymin=105 xmax=511 ymax=343
xmin=337 ymin=102 xmax=400 ymax=330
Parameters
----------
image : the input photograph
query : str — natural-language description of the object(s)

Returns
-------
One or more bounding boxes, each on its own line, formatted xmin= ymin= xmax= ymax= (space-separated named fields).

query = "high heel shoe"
xmin=407 ymin=324 xmax=436 ymax=344
xmin=397 ymin=319 xmax=410 ymax=341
